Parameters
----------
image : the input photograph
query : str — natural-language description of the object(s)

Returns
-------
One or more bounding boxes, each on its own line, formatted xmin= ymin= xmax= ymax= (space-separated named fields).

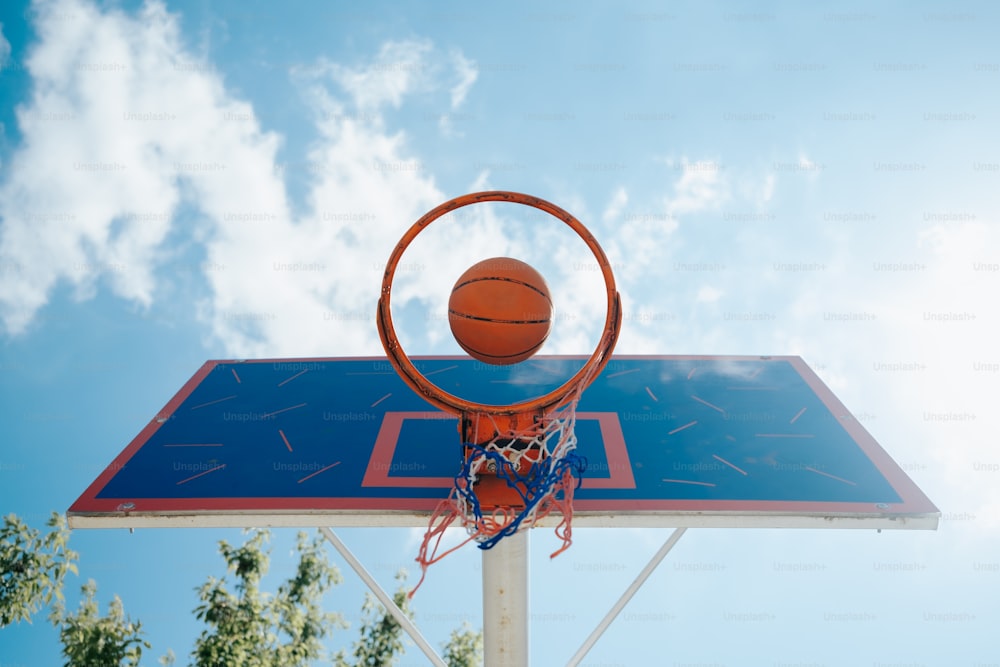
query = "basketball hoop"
xmin=376 ymin=191 xmax=622 ymax=592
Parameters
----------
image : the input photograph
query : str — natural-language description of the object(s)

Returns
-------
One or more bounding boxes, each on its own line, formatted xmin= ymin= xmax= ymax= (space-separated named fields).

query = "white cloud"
xmin=591 ymin=160 xmax=731 ymax=356
xmin=435 ymin=50 xmax=478 ymax=137
xmin=666 ymin=158 xmax=728 ymax=216
xmin=301 ymin=41 xmax=479 ymax=137
xmin=0 ymin=0 xmax=481 ymax=357
xmin=760 ymin=172 xmax=775 ymax=203
xmin=602 ymin=158 xmax=991 ymax=546
xmin=872 ymin=222 xmax=999 ymax=501
xmin=606 ymin=158 xmax=723 ymax=288
xmin=695 ymin=285 xmax=723 ymax=303
xmin=448 ymin=50 xmax=477 ymax=110
xmin=315 ymin=39 xmax=479 ymax=116
xmin=601 ymin=186 xmax=627 ymax=222
xmin=0 ymin=21 xmax=11 ymax=65
xmin=798 ymin=152 xmax=820 ymax=170
xmin=199 ymin=41 xmax=490 ymax=357
xmin=794 ymin=151 xmax=824 ymax=182
xmin=744 ymin=214 xmax=999 ymax=538
xmin=736 ymin=170 xmax=776 ymax=207
xmin=0 ymin=0 xmax=255 ymax=334
xmin=321 ymin=39 xmax=435 ymax=111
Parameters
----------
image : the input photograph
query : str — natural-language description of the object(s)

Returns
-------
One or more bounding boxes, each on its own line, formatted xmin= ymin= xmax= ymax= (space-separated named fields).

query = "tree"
xmin=0 ymin=511 xmax=78 ymax=627
xmin=50 ymin=579 xmax=149 ymax=667
xmin=195 ymin=528 xmax=483 ymax=667
xmin=191 ymin=528 xmax=344 ymax=666
xmin=3 ymin=513 xmax=154 ymax=666
xmin=442 ymin=623 xmax=483 ymax=667
xmin=335 ymin=572 xmax=483 ymax=667
xmin=1 ymin=514 xmax=483 ymax=666
xmin=334 ymin=570 xmax=412 ymax=667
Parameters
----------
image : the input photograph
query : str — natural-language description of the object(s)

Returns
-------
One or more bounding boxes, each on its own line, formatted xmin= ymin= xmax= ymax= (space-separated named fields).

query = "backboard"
xmin=68 ymin=355 xmax=939 ymax=530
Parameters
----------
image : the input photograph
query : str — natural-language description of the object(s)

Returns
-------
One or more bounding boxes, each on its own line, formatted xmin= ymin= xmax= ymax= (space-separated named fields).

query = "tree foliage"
xmin=50 ymin=579 xmax=149 ymax=667
xmin=0 ymin=511 xmax=78 ymax=627
xmin=334 ymin=571 xmax=412 ymax=667
xmin=442 ymin=622 xmax=483 ymax=667
xmin=0 ymin=514 xmax=484 ymax=666
xmin=194 ymin=530 xmax=483 ymax=667
xmin=191 ymin=528 xmax=344 ymax=667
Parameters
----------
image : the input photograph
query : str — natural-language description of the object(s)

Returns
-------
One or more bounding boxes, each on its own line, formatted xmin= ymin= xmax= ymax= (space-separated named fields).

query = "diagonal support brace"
xmin=319 ymin=527 xmax=446 ymax=667
xmin=565 ymin=527 xmax=688 ymax=667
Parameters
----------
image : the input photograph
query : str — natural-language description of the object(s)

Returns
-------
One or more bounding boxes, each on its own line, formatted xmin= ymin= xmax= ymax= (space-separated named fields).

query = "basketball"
xmin=448 ymin=257 xmax=552 ymax=365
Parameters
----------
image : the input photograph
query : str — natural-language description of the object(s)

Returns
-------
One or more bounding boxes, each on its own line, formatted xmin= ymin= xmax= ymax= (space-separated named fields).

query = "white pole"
xmin=482 ymin=529 xmax=530 ymax=666
xmin=319 ymin=527 xmax=446 ymax=667
xmin=565 ymin=527 xmax=687 ymax=667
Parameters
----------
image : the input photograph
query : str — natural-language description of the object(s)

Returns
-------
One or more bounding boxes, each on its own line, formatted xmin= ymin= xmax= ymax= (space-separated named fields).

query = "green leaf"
xmin=54 ymin=579 xmax=149 ymax=667
xmin=192 ymin=528 xmax=345 ymax=667
xmin=442 ymin=622 xmax=484 ymax=667
xmin=1 ymin=512 xmax=78 ymax=628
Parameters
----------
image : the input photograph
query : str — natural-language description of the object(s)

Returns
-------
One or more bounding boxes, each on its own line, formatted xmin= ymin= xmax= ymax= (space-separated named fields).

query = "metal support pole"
xmin=565 ymin=527 xmax=687 ymax=667
xmin=319 ymin=527 xmax=446 ymax=667
xmin=482 ymin=529 xmax=530 ymax=666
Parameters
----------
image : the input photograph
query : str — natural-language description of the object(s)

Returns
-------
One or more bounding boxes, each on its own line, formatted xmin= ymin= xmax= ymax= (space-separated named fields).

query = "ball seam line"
xmin=448 ymin=310 xmax=551 ymax=325
xmin=452 ymin=276 xmax=552 ymax=302
xmin=458 ymin=338 xmax=547 ymax=363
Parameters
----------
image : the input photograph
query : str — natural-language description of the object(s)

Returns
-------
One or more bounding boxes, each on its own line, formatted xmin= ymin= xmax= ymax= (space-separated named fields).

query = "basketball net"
xmin=409 ymin=362 xmax=597 ymax=596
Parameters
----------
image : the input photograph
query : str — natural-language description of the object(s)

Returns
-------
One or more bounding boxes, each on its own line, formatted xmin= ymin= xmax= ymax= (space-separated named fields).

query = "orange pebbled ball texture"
xmin=448 ymin=257 xmax=552 ymax=365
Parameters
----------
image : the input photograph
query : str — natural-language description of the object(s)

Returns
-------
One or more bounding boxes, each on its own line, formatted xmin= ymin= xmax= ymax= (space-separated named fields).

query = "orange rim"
xmin=377 ymin=191 xmax=622 ymax=416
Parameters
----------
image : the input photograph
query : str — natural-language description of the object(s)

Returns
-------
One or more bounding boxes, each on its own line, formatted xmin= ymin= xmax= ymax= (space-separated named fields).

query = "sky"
xmin=0 ymin=0 xmax=998 ymax=664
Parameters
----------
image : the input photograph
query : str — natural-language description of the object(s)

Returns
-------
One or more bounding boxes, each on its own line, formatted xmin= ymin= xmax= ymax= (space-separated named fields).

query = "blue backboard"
xmin=68 ymin=355 xmax=938 ymax=530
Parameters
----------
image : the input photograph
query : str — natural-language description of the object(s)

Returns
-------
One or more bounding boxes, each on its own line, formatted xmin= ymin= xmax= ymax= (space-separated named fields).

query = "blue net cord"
xmin=457 ymin=443 xmax=586 ymax=550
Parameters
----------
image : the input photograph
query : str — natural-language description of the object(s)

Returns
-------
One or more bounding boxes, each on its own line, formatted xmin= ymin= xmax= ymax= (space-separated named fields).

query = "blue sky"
xmin=1 ymin=0 xmax=998 ymax=664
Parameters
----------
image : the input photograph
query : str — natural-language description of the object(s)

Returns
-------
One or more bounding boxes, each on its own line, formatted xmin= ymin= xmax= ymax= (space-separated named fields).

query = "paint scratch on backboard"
xmin=298 ymin=462 xmax=341 ymax=484
xmin=176 ymin=464 xmax=226 ymax=485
